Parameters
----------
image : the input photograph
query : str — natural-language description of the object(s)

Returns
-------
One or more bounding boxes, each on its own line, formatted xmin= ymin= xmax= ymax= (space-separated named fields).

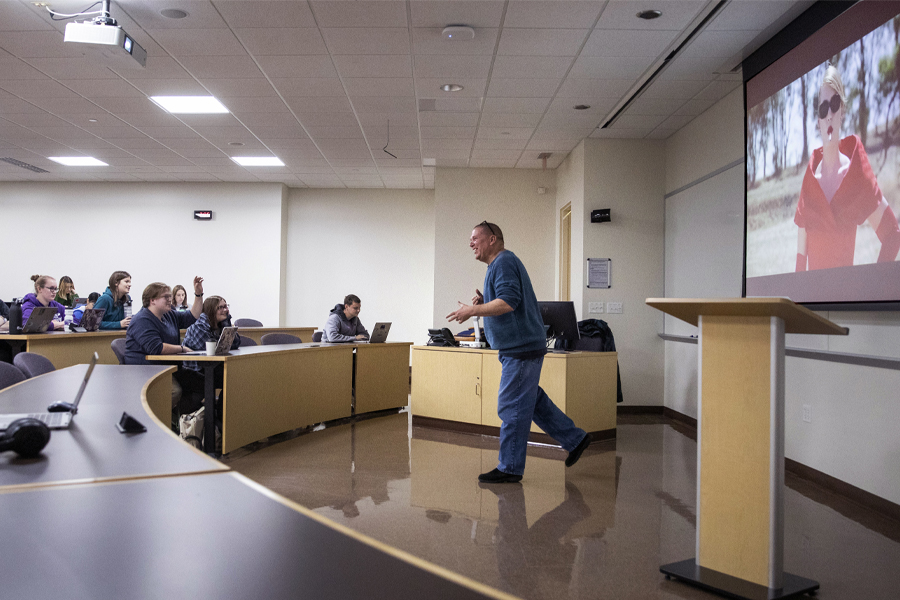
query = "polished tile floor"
xmin=225 ymin=413 xmax=900 ymax=600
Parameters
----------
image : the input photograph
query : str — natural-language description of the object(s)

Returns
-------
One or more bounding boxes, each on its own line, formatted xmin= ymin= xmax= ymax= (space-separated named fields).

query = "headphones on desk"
xmin=0 ymin=418 xmax=51 ymax=458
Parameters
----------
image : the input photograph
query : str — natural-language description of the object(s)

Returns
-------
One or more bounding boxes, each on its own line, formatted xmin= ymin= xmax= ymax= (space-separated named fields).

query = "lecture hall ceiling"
xmin=0 ymin=0 xmax=811 ymax=188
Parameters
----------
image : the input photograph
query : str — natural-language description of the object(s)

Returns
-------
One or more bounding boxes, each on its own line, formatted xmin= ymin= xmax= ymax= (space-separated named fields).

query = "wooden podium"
xmin=646 ymin=298 xmax=848 ymax=600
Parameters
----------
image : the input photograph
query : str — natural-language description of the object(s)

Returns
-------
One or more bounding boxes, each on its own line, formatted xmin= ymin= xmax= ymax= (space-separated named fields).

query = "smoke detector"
xmin=442 ymin=26 xmax=475 ymax=40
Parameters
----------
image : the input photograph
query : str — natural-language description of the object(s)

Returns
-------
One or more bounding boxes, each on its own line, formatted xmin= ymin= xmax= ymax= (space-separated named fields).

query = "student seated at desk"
xmin=54 ymin=275 xmax=77 ymax=308
xmin=323 ymin=294 xmax=369 ymax=342
xmin=22 ymin=275 xmax=66 ymax=331
xmin=182 ymin=295 xmax=241 ymax=380
xmin=124 ymin=277 xmax=205 ymax=414
xmin=72 ymin=292 xmax=100 ymax=326
xmin=0 ymin=298 xmax=9 ymax=332
xmin=94 ymin=270 xmax=133 ymax=330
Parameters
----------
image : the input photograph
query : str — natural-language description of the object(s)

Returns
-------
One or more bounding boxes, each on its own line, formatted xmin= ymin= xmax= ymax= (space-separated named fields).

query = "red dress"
xmin=794 ymin=135 xmax=881 ymax=270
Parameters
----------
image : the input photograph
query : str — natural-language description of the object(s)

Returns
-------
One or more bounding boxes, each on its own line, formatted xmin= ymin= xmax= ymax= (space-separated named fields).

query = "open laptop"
xmin=182 ymin=326 xmax=239 ymax=356
xmin=356 ymin=322 xmax=391 ymax=344
xmin=0 ymin=352 xmax=98 ymax=431
xmin=71 ymin=308 xmax=106 ymax=333
xmin=21 ymin=307 xmax=58 ymax=333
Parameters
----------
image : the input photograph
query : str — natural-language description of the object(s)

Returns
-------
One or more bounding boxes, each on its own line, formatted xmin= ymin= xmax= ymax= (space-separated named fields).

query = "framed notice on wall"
xmin=587 ymin=258 xmax=611 ymax=289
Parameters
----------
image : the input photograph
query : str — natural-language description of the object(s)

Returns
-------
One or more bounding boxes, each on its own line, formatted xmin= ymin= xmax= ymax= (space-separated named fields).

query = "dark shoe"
xmin=478 ymin=468 xmax=523 ymax=483
xmin=565 ymin=435 xmax=591 ymax=467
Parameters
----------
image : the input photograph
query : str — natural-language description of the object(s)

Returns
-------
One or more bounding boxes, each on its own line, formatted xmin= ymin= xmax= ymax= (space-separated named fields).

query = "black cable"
xmin=47 ymin=1 xmax=103 ymax=21
xmin=382 ymin=119 xmax=397 ymax=159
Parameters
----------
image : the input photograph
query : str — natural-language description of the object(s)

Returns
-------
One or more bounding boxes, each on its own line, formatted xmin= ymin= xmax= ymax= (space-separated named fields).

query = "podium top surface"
xmin=645 ymin=297 xmax=849 ymax=335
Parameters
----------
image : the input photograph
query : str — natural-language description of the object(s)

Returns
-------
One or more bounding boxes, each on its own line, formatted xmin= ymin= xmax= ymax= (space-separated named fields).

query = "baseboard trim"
xmin=411 ymin=415 xmax=616 ymax=447
xmin=661 ymin=406 xmax=900 ymax=524
xmin=616 ymin=405 xmax=664 ymax=415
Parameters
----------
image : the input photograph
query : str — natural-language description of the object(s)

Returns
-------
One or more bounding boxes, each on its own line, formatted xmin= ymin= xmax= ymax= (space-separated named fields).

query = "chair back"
xmin=111 ymin=338 xmax=127 ymax=365
xmin=0 ymin=361 xmax=26 ymax=390
xmin=234 ymin=318 xmax=263 ymax=328
xmin=13 ymin=352 xmax=56 ymax=379
xmin=312 ymin=331 xmax=323 ymax=343
xmin=239 ymin=336 xmax=257 ymax=347
xmin=260 ymin=333 xmax=302 ymax=346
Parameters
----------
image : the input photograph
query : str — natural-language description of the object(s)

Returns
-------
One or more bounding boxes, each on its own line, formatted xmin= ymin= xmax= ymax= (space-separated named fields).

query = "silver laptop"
xmin=182 ymin=326 xmax=239 ymax=356
xmin=21 ymin=306 xmax=57 ymax=333
xmin=0 ymin=352 xmax=98 ymax=431
xmin=358 ymin=322 xmax=391 ymax=344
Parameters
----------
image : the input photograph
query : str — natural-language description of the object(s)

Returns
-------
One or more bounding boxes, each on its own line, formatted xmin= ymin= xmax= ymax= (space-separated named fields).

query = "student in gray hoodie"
xmin=322 ymin=294 xmax=369 ymax=342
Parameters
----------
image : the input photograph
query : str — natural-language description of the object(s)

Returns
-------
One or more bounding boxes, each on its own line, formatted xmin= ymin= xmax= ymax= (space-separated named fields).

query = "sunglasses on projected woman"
xmin=818 ymin=94 xmax=842 ymax=119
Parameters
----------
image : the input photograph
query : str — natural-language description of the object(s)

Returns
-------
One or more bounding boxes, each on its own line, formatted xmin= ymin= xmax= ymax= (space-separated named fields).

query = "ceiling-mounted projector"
xmin=64 ymin=21 xmax=146 ymax=67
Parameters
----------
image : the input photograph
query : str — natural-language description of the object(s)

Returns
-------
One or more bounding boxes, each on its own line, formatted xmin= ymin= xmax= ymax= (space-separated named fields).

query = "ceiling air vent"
xmin=0 ymin=158 xmax=49 ymax=173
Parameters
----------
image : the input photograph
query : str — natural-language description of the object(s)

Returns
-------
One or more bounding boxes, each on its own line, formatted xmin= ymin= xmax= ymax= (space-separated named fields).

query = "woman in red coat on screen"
xmin=795 ymin=64 xmax=900 ymax=271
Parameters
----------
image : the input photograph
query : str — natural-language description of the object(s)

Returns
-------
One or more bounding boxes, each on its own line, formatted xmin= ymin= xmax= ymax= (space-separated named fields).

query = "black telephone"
xmin=427 ymin=328 xmax=459 ymax=347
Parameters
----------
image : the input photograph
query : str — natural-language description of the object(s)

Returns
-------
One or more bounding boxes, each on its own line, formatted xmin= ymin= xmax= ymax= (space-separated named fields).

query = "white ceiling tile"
xmin=478 ymin=112 xmax=542 ymax=128
xmin=257 ymin=55 xmax=338 ymax=78
xmin=312 ymin=1 xmax=408 ymax=27
xmin=414 ymin=55 xmax=492 ymax=79
xmin=428 ymin=148 xmax=471 ymax=159
xmin=148 ymin=29 xmax=247 ymax=56
xmin=409 ymin=1 xmax=505 ymax=28
xmin=344 ymin=78 xmax=415 ymax=97
xmin=524 ymin=139 xmax=580 ymax=152
xmin=289 ymin=97 xmax=355 ymax=113
xmin=321 ymin=28 xmax=410 ymax=55
xmin=546 ymin=96 xmax=616 ymax=116
xmin=62 ymin=79 xmax=145 ymax=99
xmin=26 ymin=58 xmax=118 ymax=80
xmin=120 ymin=1 xmax=230 ymax=29
xmin=130 ymin=79 xmax=210 ymax=96
xmin=412 ymin=28 xmax=499 ymax=55
xmin=232 ymin=112 xmax=300 ymax=127
xmin=556 ymin=77 xmax=633 ymax=98
xmin=658 ymin=114 xmax=695 ymax=130
xmin=539 ymin=111 xmax=601 ymax=129
xmin=708 ymin=1 xmax=795 ymax=31
xmin=476 ymin=127 xmax=533 ymax=140
xmin=487 ymin=78 xmax=561 ymax=98
xmin=640 ymin=78 xmax=709 ymax=99
xmin=0 ymin=96 xmax=44 ymax=113
xmin=469 ymin=159 xmax=516 ymax=168
xmin=611 ymin=113 xmax=667 ymax=130
xmin=657 ymin=55 xmax=723 ymax=81
xmin=111 ymin=57 xmax=194 ymax=80
xmin=304 ymin=125 xmax=364 ymax=139
xmin=328 ymin=159 xmax=375 ymax=168
xmin=681 ymin=29 xmax=762 ymax=60
xmin=421 ymin=138 xmax=474 ymax=151
xmin=504 ymin=1 xmax=604 ymax=29
xmin=673 ymin=96 xmax=717 ymax=116
xmin=418 ymin=112 xmax=480 ymax=127
xmin=416 ymin=78 xmax=487 ymax=98
xmin=473 ymin=138 xmax=527 ymax=150
xmin=179 ymin=56 xmax=264 ymax=78
xmin=490 ymin=56 xmax=574 ymax=80
xmin=0 ymin=57 xmax=46 ymax=79
xmin=1 ymin=79 xmax=79 ymax=98
xmin=198 ymin=79 xmax=277 ymax=98
xmin=694 ymin=79 xmax=741 ymax=101
xmin=27 ymin=96 xmax=100 ymax=114
xmin=2 ymin=113 xmax=71 ymax=128
xmin=531 ymin=126 xmax=592 ymax=140
xmin=363 ymin=124 xmax=419 ymax=142
xmin=569 ymin=55 xmax=654 ymax=79
xmin=374 ymin=158 xmax=422 ymax=168
xmin=595 ymin=1 xmax=708 ymax=31
xmin=352 ymin=96 xmax=418 ymax=113
xmin=646 ymin=128 xmax=678 ymax=140
xmin=277 ymin=79 xmax=347 ymax=97
xmin=0 ymin=31 xmax=68 ymax=58
xmin=321 ymin=146 xmax=376 ymax=160
xmin=247 ymin=125 xmax=309 ymax=140
xmin=590 ymin=127 xmax=650 ymax=139
xmin=498 ymin=29 xmax=588 ymax=57
xmin=0 ymin=2 xmax=55 ymax=31
xmin=105 ymin=112 xmax=184 ymax=127
xmin=215 ymin=1 xmax=317 ymax=28
xmin=223 ymin=96 xmax=292 ymax=114
xmin=333 ymin=55 xmax=412 ymax=78
xmin=234 ymin=28 xmax=328 ymax=56
xmin=471 ymin=148 xmax=522 ymax=160
xmin=482 ymin=97 xmax=551 ymax=114
xmin=624 ymin=95 xmax=680 ymax=116
xmin=421 ymin=126 xmax=476 ymax=139
xmin=581 ymin=28 xmax=677 ymax=57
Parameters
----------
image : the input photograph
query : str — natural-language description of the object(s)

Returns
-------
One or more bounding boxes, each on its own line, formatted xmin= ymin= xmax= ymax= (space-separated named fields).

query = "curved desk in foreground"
xmin=0 ymin=365 xmax=514 ymax=600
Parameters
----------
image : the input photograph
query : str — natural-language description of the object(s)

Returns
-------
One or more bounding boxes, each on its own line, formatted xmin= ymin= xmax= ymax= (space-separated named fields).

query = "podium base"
xmin=660 ymin=559 xmax=819 ymax=600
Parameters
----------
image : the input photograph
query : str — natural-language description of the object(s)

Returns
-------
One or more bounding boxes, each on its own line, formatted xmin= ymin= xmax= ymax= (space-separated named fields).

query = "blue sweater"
xmin=124 ymin=307 xmax=196 ymax=366
xmin=482 ymin=250 xmax=547 ymax=357
xmin=93 ymin=287 xmax=126 ymax=330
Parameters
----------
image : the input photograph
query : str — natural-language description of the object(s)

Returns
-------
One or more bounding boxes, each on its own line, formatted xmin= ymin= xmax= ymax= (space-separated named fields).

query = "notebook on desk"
xmin=0 ymin=353 xmax=98 ymax=431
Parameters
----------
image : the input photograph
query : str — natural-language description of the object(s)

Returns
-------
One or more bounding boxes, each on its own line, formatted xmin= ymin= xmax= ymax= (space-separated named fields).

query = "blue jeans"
xmin=496 ymin=355 xmax=587 ymax=475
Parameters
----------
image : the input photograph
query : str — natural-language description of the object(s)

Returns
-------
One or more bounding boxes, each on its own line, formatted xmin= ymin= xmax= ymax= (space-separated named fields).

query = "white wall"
xmin=0 ymin=182 xmax=285 ymax=325
xmin=555 ymin=142 xmax=585 ymax=309
xmin=582 ymin=138 xmax=667 ymax=406
xmin=663 ymin=88 xmax=900 ymax=504
xmin=432 ymin=167 xmax=557 ymax=328
xmin=285 ymin=188 xmax=435 ymax=346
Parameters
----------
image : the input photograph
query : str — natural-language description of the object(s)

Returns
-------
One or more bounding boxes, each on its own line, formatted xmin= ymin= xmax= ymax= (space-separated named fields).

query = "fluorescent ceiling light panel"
xmin=48 ymin=156 xmax=108 ymax=166
xmin=231 ymin=157 xmax=285 ymax=167
xmin=150 ymin=96 xmax=229 ymax=114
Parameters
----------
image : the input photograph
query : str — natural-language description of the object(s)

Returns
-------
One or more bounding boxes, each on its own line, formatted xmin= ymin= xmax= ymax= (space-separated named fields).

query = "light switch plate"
xmin=588 ymin=302 xmax=603 ymax=314
xmin=606 ymin=302 xmax=622 ymax=314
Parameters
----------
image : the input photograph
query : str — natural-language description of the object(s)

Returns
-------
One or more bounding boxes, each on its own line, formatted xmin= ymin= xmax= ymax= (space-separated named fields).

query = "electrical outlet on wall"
xmin=588 ymin=302 xmax=603 ymax=314
xmin=802 ymin=404 xmax=812 ymax=423
xmin=606 ymin=302 xmax=623 ymax=314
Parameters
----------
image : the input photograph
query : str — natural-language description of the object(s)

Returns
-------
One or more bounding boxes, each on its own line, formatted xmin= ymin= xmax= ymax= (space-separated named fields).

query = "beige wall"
xmin=0 ymin=182 xmax=286 ymax=325
xmin=555 ymin=142 xmax=585 ymax=310
xmin=432 ymin=167 xmax=557 ymax=328
xmin=285 ymin=188 xmax=435 ymax=346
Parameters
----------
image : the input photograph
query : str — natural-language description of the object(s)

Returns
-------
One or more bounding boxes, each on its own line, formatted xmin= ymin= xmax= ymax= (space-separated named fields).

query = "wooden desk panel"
xmin=354 ymin=342 xmax=412 ymax=414
xmin=1 ymin=330 xmax=125 ymax=368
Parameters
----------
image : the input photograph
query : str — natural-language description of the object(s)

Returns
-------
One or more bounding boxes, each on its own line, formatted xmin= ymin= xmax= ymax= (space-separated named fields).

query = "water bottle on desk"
xmin=124 ymin=295 xmax=133 ymax=318
xmin=474 ymin=317 xmax=481 ymax=342
xmin=8 ymin=298 xmax=23 ymax=334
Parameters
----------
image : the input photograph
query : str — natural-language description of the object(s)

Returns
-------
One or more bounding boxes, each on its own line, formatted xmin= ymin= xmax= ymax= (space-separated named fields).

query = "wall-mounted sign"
xmin=587 ymin=258 xmax=611 ymax=288
xmin=193 ymin=210 xmax=213 ymax=221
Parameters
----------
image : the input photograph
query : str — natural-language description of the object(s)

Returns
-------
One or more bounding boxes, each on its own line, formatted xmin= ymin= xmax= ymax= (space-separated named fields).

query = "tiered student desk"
xmin=646 ymin=297 xmax=848 ymax=600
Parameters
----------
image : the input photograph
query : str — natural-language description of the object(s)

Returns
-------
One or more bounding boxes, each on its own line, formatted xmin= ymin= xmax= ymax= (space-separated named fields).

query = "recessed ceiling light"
xmin=442 ymin=26 xmax=475 ymax=40
xmin=228 ymin=142 xmax=244 ymax=146
xmin=574 ymin=105 xmax=591 ymax=110
xmin=440 ymin=84 xmax=464 ymax=92
xmin=88 ymin=118 xmax=98 ymax=122
xmin=160 ymin=8 xmax=189 ymax=19
xmin=231 ymin=157 xmax=285 ymax=167
xmin=150 ymin=96 xmax=229 ymax=114
xmin=637 ymin=10 xmax=662 ymax=20
xmin=48 ymin=156 xmax=108 ymax=166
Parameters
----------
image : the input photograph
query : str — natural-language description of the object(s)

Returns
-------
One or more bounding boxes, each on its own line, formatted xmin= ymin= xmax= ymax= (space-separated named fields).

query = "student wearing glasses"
xmin=182 ymin=295 xmax=242 ymax=376
xmin=795 ymin=63 xmax=900 ymax=271
xmin=21 ymin=275 xmax=67 ymax=331
xmin=124 ymin=276 xmax=205 ymax=414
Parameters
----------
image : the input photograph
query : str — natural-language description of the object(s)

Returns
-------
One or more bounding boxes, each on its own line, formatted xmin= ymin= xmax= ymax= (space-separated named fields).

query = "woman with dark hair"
xmin=182 ymin=295 xmax=241 ymax=377
xmin=93 ymin=270 xmax=133 ymax=329
xmin=72 ymin=291 xmax=101 ymax=326
xmin=795 ymin=64 xmax=900 ymax=271
xmin=54 ymin=276 xmax=77 ymax=308
xmin=172 ymin=285 xmax=189 ymax=312
xmin=21 ymin=275 xmax=66 ymax=331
